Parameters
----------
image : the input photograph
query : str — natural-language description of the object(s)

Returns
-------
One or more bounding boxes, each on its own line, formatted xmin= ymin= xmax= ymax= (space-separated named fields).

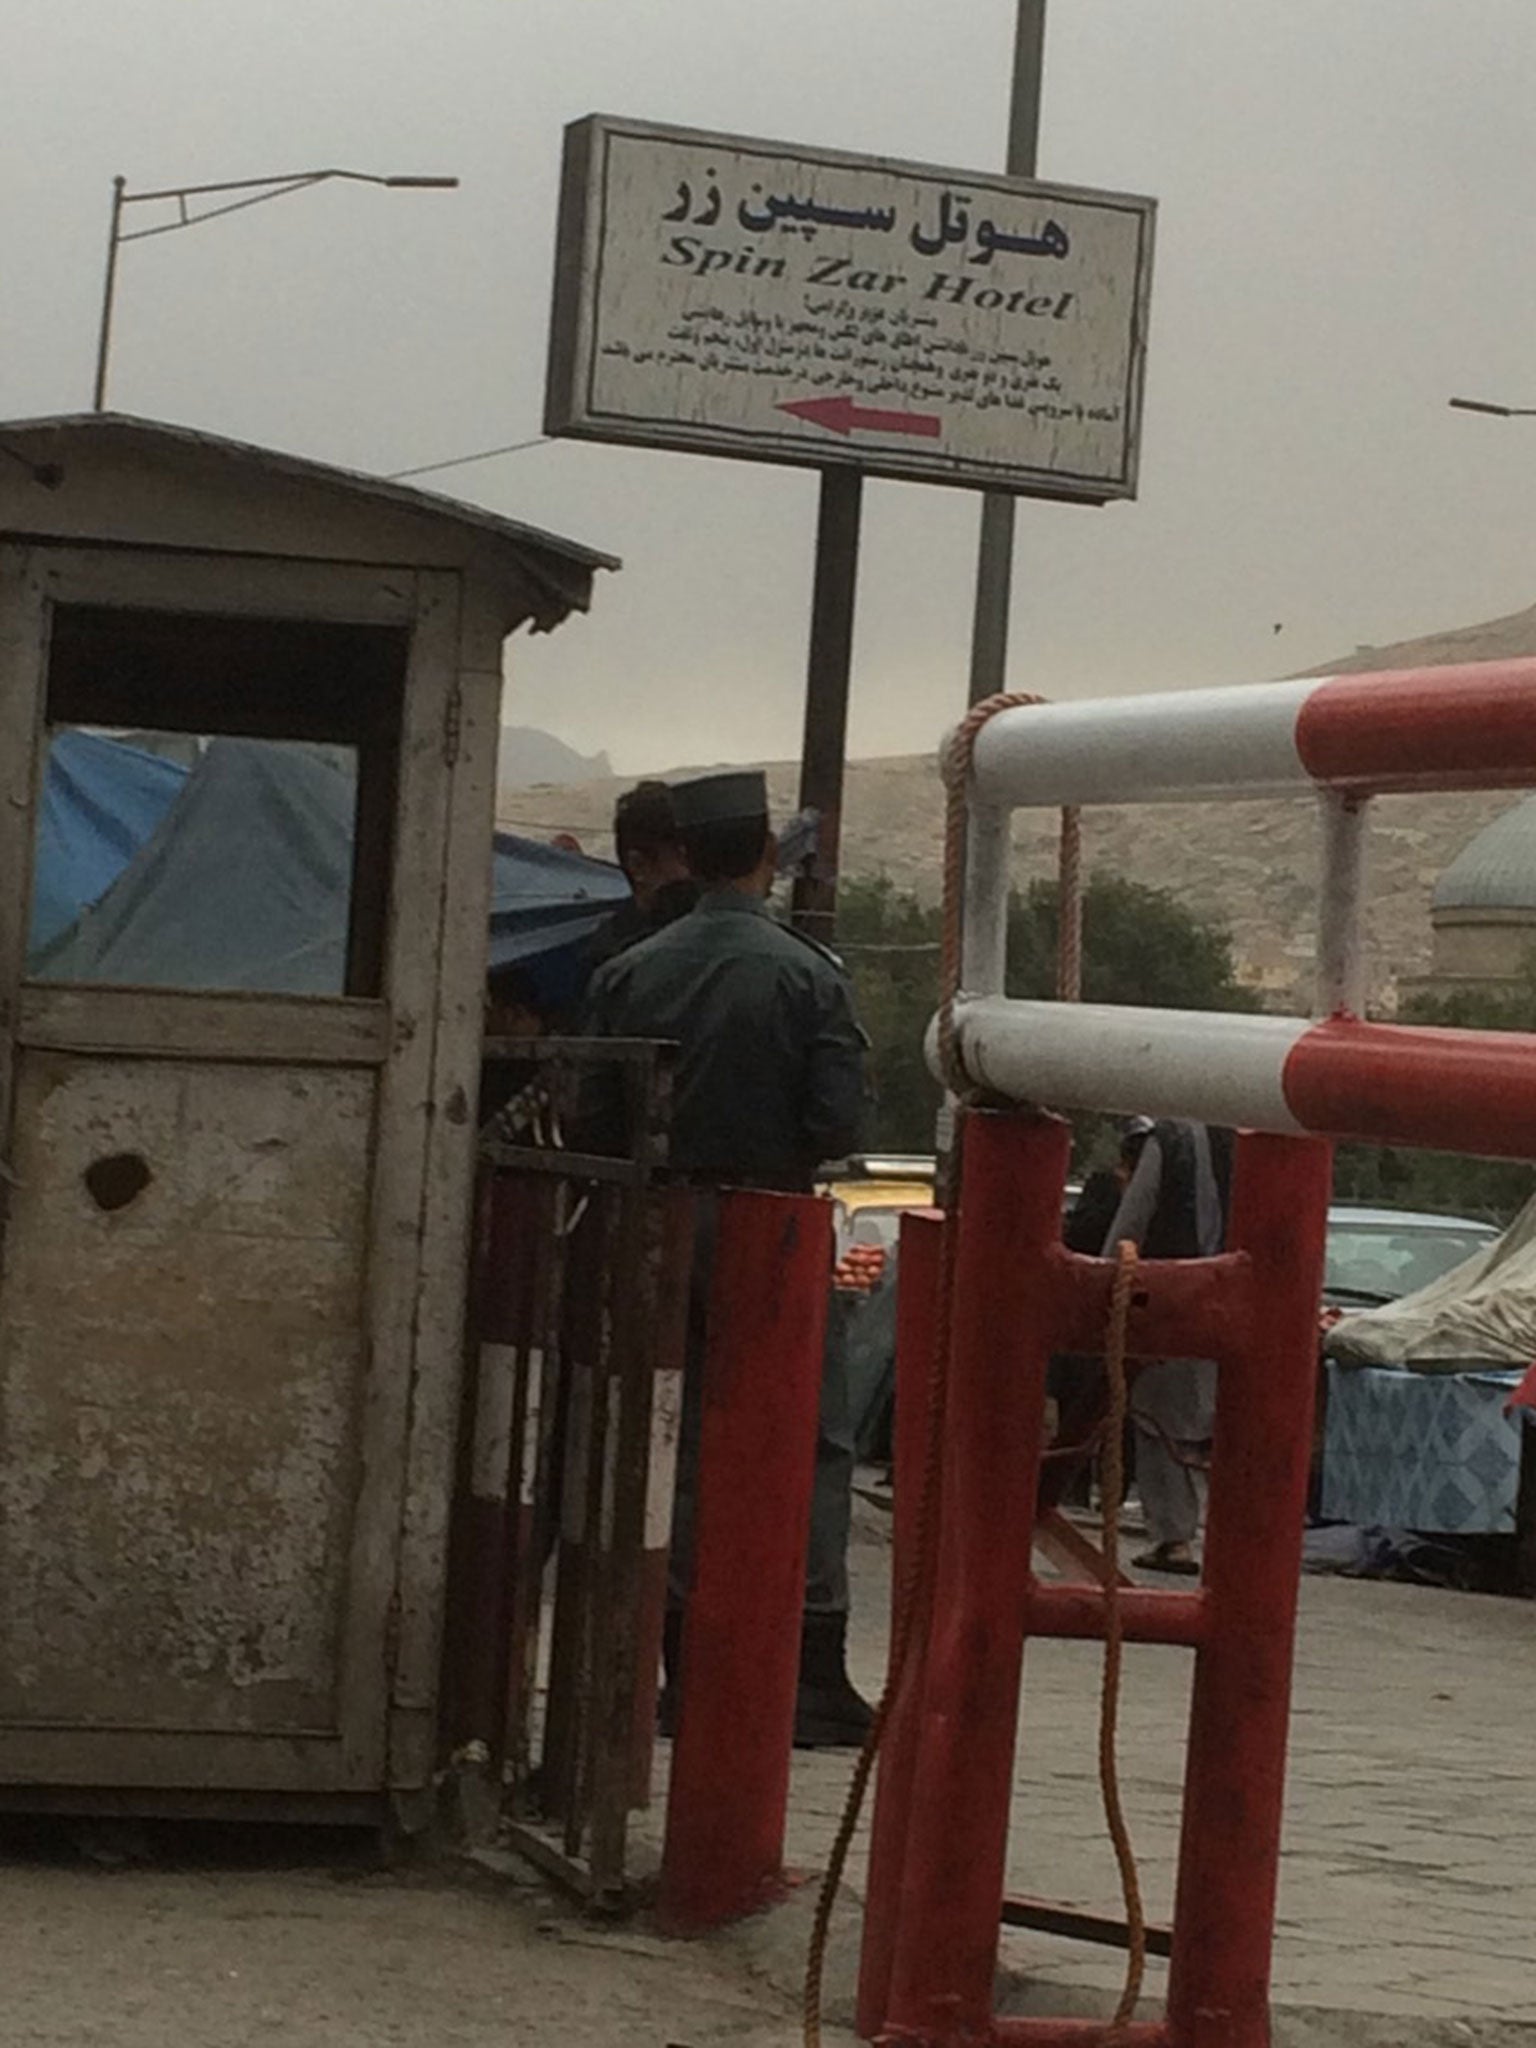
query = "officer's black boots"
xmin=657 ymin=1607 xmax=683 ymax=1739
xmin=794 ymin=1611 xmax=875 ymax=1750
xmin=658 ymin=1607 xmax=874 ymax=1750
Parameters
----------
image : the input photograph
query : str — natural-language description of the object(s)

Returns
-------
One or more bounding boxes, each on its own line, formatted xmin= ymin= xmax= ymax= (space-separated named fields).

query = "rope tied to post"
xmin=1099 ymin=1240 xmax=1148 ymax=2038
xmin=804 ymin=693 xmax=1083 ymax=2048
xmin=937 ymin=692 xmax=1073 ymax=1097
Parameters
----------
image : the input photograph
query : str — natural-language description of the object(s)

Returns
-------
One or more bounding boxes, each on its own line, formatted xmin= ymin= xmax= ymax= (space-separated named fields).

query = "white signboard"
xmin=546 ymin=116 xmax=1156 ymax=501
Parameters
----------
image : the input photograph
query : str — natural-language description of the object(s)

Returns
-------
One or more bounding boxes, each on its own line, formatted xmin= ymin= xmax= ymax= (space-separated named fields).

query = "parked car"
xmin=1309 ymin=1205 xmax=1501 ymax=1523
xmin=820 ymin=1155 xmax=1088 ymax=1290
xmin=1321 ymin=1204 xmax=1498 ymax=1318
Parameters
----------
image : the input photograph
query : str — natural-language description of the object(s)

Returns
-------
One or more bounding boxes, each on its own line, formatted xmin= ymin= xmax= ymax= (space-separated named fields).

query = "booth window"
xmin=29 ymin=605 xmax=406 ymax=999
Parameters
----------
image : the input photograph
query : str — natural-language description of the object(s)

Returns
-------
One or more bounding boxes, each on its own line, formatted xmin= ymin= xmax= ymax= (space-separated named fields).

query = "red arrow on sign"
xmin=776 ymin=393 xmax=942 ymax=440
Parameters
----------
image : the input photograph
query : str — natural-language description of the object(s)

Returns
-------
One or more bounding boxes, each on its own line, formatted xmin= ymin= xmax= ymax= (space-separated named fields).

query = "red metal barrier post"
xmin=857 ymin=1207 xmax=946 ymax=2036
xmin=862 ymin=1116 xmax=1327 ymax=2048
xmin=658 ymin=1188 xmax=832 ymax=1933
xmin=1165 ymin=1131 xmax=1331 ymax=2048
xmin=883 ymin=1113 xmax=1069 ymax=2037
xmin=861 ymin=660 xmax=1536 ymax=2045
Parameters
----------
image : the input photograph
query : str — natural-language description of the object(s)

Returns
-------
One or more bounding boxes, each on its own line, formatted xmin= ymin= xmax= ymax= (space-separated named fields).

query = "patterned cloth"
xmin=1322 ymin=1363 xmax=1531 ymax=1534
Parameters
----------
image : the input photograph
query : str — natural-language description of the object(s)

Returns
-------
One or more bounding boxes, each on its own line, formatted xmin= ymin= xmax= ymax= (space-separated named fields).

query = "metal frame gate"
xmin=444 ymin=1036 xmax=689 ymax=1909
xmin=859 ymin=655 xmax=1536 ymax=2047
xmin=446 ymin=1032 xmax=836 ymax=1922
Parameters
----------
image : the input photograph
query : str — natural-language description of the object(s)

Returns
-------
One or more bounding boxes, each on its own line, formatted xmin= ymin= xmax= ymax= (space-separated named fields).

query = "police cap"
xmin=670 ymin=770 xmax=769 ymax=830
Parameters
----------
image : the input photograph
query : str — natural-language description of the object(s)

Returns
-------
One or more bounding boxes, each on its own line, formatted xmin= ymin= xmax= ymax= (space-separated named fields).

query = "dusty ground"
xmin=0 ymin=1834 xmax=826 ymax=2048
xmin=1 ymin=1506 xmax=1531 ymax=2046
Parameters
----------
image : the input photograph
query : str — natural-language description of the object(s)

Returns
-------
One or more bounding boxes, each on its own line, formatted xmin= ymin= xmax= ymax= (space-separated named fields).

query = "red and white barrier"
xmin=968 ymin=658 xmax=1536 ymax=809
xmin=943 ymin=655 xmax=1536 ymax=1147
xmin=873 ymin=660 xmax=1536 ymax=2048
xmin=937 ymin=1000 xmax=1536 ymax=1160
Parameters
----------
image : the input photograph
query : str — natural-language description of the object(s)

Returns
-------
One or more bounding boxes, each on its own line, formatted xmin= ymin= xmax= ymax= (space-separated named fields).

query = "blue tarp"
xmin=34 ymin=737 xmax=628 ymax=1006
xmin=487 ymin=832 xmax=630 ymax=1012
xmin=29 ymin=730 xmax=188 ymax=953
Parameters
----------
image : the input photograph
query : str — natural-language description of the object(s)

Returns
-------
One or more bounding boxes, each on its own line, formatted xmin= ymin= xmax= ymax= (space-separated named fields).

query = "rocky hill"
xmin=498 ymin=726 xmax=611 ymax=792
xmin=1303 ymin=597 xmax=1536 ymax=678
xmin=500 ymin=598 xmax=1536 ymax=1013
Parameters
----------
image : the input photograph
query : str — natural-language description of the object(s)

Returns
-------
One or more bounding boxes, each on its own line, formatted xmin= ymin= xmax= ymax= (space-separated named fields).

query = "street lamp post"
xmin=1449 ymin=396 xmax=1536 ymax=419
xmin=91 ymin=166 xmax=459 ymax=412
xmin=92 ymin=176 xmax=129 ymax=413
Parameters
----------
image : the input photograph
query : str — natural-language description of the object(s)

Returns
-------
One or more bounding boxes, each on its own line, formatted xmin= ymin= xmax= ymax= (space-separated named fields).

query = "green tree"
xmin=836 ymin=876 xmax=943 ymax=1153
xmin=838 ymin=881 xmax=1536 ymax=1226
xmin=836 ymin=871 xmax=1259 ymax=1154
xmin=1006 ymin=874 xmax=1261 ymax=1010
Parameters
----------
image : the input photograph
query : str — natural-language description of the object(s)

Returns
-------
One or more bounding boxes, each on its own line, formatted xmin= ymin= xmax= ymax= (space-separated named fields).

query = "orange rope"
xmin=1057 ymin=805 xmax=1083 ymax=1003
xmin=937 ymin=692 xmax=1046 ymax=1092
xmin=1099 ymin=1242 xmax=1148 ymax=2039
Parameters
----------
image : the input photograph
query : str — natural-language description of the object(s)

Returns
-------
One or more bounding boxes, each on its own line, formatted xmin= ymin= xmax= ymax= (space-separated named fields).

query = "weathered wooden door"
xmin=0 ymin=543 xmax=462 ymax=1801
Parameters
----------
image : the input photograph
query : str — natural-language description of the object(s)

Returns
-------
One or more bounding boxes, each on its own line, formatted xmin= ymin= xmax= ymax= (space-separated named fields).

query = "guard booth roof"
xmin=0 ymin=412 xmax=619 ymax=633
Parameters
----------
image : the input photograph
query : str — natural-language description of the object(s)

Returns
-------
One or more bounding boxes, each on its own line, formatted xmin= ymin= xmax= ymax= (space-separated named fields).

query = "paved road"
xmin=769 ymin=1504 xmax=1536 ymax=2032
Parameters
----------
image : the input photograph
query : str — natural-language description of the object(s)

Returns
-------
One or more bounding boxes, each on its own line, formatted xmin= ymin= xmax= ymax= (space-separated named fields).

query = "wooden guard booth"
xmin=0 ymin=414 xmax=611 ymax=1823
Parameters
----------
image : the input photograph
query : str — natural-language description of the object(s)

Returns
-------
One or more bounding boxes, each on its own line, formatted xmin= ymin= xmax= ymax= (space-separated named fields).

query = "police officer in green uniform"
xmin=583 ymin=768 xmax=872 ymax=1746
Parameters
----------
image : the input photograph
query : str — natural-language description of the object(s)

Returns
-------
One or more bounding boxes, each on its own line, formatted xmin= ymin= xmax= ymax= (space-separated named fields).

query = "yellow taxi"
xmin=819 ymin=1155 xmax=937 ymax=1293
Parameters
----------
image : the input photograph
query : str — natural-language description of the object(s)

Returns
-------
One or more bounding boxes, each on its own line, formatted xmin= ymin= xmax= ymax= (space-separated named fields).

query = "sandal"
xmin=1133 ymin=1542 xmax=1200 ymax=1576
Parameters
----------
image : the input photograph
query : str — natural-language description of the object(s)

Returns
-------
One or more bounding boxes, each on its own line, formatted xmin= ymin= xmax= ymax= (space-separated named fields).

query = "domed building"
xmin=1297 ymin=595 xmax=1536 ymax=1006
xmin=1424 ymin=796 xmax=1536 ymax=989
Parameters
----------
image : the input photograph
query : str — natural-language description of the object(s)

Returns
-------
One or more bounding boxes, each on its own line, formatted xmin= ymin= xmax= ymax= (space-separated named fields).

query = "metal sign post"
xmin=791 ymin=468 xmax=864 ymax=941
xmin=968 ymin=0 xmax=1048 ymax=707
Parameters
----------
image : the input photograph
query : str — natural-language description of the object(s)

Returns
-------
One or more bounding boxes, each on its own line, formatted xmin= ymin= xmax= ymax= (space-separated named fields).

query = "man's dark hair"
xmin=486 ymin=963 xmax=543 ymax=1017
xmin=613 ymin=780 xmax=681 ymax=866
xmin=682 ymin=816 xmax=771 ymax=884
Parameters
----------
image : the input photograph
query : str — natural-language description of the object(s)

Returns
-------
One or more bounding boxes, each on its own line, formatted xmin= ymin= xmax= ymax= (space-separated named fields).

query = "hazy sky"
xmin=5 ymin=2 xmax=1535 ymax=773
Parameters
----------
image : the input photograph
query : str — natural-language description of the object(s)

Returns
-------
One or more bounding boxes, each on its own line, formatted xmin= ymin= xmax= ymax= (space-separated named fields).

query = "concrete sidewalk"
xmin=764 ymin=1502 xmax=1536 ymax=2034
